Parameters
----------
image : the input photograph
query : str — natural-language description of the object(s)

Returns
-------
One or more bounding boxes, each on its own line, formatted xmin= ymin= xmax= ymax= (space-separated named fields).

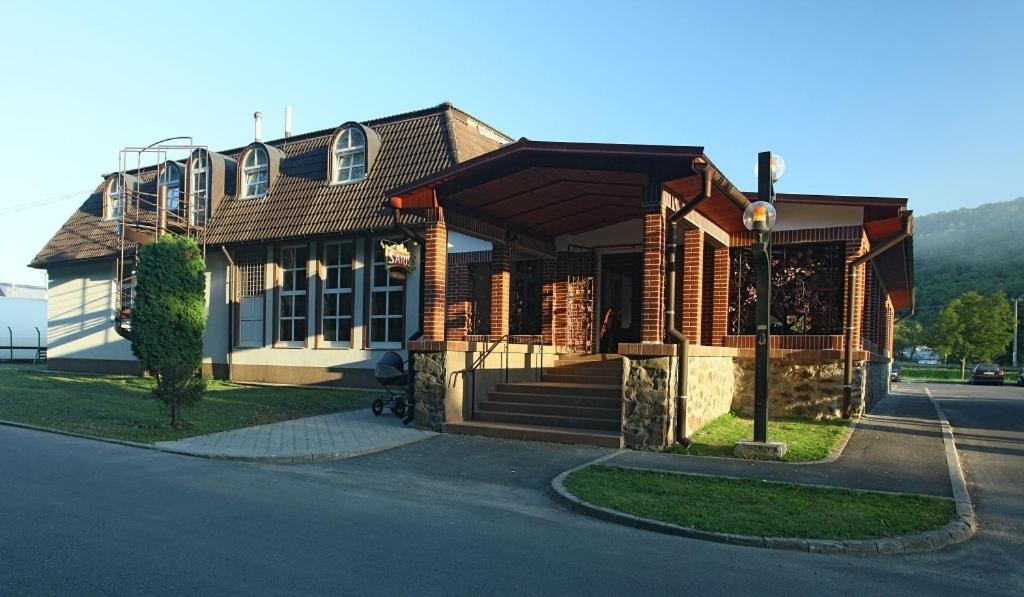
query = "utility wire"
xmin=0 ymin=189 xmax=94 ymax=216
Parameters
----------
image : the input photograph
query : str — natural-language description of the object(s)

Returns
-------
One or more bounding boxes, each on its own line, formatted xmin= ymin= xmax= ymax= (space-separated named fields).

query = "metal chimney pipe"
xmin=254 ymin=111 xmax=263 ymax=141
xmin=284 ymin=105 xmax=293 ymax=138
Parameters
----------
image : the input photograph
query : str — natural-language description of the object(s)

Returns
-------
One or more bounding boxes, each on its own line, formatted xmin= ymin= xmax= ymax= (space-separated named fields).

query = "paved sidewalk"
xmin=607 ymin=389 xmax=951 ymax=496
xmin=155 ymin=408 xmax=436 ymax=462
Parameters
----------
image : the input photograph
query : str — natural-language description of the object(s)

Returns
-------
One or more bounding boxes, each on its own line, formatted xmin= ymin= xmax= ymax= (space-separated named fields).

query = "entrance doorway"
xmin=598 ymin=252 xmax=642 ymax=353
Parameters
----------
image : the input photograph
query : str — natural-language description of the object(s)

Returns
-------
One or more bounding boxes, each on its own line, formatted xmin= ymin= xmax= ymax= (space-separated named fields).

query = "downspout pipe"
xmin=220 ymin=245 xmax=235 ymax=382
xmin=392 ymin=207 xmax=427 ymax=344
xmin=842 ymin=214 xmax=913 ymax=417
xmin=664 ymin=158 xmax=716 ymax=445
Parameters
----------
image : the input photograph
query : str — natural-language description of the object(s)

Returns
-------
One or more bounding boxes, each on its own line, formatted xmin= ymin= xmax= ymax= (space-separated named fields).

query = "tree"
xmin=929 ymin=291 xmax=1014 ymax=379
xmin=894 ymin=320 xmax=926 ymax=361
xmin=131 ymin=235 xmax=207 ymax=427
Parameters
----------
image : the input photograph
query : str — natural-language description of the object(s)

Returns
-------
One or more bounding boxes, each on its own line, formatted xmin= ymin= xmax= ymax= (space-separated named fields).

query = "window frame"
xmin=331 ymin=127 xmax=367 ymax=185
xmin=368 ymin=237 xmax=406 ymax=349
xmin=234 ymin=248 xmax=266 ymax=349
xmin=318 ymin=240 xmax=356 ymax=348
xmin=105 ymin=178 xmax=122 ymax=221
xmin=275 ymin=244 xmax=309 ymax=348
xmin=159 ymin=164 xmax=182 ymax=214
xmin=189 ymin=153 xmax=209 ymax=225
xmin=242 ymin=147 xmax=270 ymax=199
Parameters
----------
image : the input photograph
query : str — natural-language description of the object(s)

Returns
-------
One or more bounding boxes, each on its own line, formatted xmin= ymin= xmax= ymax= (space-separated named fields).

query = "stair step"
xmin=446 ymin=421 xmax=623 ymax=448
xmin=495 ymin=382 xmax=620 ymax=399
xmin=486 ymin=392 xmax=620 ymax=409
xmin=476 ymin=411 xmax=620 ymax=431
xmin=553 ymin=360 xmax=623 ymax=371
xmin=556 ymin=353 xmax=623 ymax=363
xmin=543 ymin=371 xmax=622 ymax=384
xmin=478 ymin=400 xmax=620 ymax=420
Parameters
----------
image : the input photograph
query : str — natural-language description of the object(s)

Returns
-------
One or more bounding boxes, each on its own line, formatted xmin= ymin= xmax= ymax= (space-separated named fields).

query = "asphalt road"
xmin=1 ymin=385 xmax=1022 ymax=596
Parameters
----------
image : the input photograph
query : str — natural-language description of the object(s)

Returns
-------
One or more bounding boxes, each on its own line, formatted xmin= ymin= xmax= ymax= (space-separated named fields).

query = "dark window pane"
xmin=294 ymin=320 xmax=306 ymax=342
xmin=325 ymin=245 xmax=339 ymax=267
xmin=338 ymin=267 xmax=353 ymax=289
xmin=387 ymin=318 xmax=402 ymax=343
xmin=339 ymin=293 xmax=353 ymax=316
xmin=280 ymin=321 xmax=292 ymax=342
xmin=373 ymin=264 xmax=387 ymax=287
xmin=295 ymin=295 xmax=307 ymax=316
xmin=327 ymin=267 xmax=339 ymax=290
xmin=281 ymin=295 xmax=293 ymax=317
xmin=388 ymin=290 xmax=404 ymax=316
xmin=340 ymin=243 xmax=354 ymax=264
xmin=324 ymin=318 xmax=337 ymax=342
xmin=372 ymin=291 xmax=386 ymax=315
xmin=283 ymin=270 xmax=294 ymax=291
xmin=295 ymin=269 xmax=307 ymax=291
xmin=371 ymin=318 xmax=386 ymax=342
xmin=338 ymin=319 xmax=352 ymax=343
xmin=295 ymin=248 xmax=307 ymax=264
xmin=324 ymin=294 xmax=337 ymax=317
xmin=282 ymin=250 xmax=294 ymax=269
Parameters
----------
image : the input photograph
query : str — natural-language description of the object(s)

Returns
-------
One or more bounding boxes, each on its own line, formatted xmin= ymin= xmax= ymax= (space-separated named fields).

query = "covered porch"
xmin=387 ymin=140 xmax=751 ymax=448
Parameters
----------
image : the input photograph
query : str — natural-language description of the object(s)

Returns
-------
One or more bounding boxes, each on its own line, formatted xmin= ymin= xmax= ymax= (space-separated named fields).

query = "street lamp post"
xmin=734 ymin=151 xmax=786 ymax=460
xmin=1013 ymin=296 xmax=1022 ymax=369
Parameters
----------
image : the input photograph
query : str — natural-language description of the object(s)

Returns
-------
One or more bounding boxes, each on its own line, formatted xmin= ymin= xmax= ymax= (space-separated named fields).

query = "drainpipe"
xmin=392 ymin=207 xmax=426 ymax=343
xmin=842 ymin=214 xmax=913 ymax=416
xmin=664 ymin=158 xmax=722 ymax=445
xmin=220 ymin=246 xmax=235 ymax=381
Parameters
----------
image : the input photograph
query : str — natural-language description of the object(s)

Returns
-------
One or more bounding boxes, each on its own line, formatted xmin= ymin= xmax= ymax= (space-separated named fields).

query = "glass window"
xmin=159 ymin=164 xmax=181 ymax=213
xmin=333 ymin=128 xmax=366 ymax=183
xmin=190 ymin=153 xmax=208 ymax=225
xmin=278 ymin=246 xmax=308 ymax=344
xmin=321 ymin=241 xmax=355 ymax=345
xmin=369 ymin=240 xmax=405 ymax=346
xmin=243 ymin=147 xmax=270 ymax=198
xmin=107 ymin=178 xmax=122 ymax=220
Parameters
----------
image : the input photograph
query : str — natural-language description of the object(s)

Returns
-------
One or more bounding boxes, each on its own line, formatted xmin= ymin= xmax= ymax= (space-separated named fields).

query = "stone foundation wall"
xmin=622 ymin=356 xmax=676 ymax=450
xmin=863 ymin=360 xmax=891 ymax=412
xmin=732 ymin=357 xmax=871 ymax=420
xmin=412 ymin=351 xmax=446 ymax=431
xmin=685 ymin=355 xmax=736 ymax=434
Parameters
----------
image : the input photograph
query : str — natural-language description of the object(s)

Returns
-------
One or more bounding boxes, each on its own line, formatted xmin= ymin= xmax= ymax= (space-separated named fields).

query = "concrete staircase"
xmin=446 ymin=354 xmax=624 ymax=447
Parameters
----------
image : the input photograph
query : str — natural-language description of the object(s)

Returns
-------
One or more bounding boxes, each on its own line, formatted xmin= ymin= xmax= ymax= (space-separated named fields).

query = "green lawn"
xmin=0 ymin=365 xmax=371 ymax=443
xmin=666 ymin=412 xmax=850 ymax=462
xmin=898 ymin=364 xmax=1018 ymax=384
xmin=564 ymin=465 xmax=956 ymax=540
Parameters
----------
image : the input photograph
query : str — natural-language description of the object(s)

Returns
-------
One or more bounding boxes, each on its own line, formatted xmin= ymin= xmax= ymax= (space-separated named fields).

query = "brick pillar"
xmin=422 ymin=221 xmax=448 ymax=341
xmin=445 ymin=262 xmax=471 ymax=341
xmin=541 ymin=257 xmax=557 ymax=345
xmin=680 ymin=229 xmax=704 ymax=344
xmin=709 ymin=246 xmax=730 ymax=346
xmin=490 ymin=241 xmax=511 ymax=340
xmin=845 ymin=234 xmax=868 ymax=351
xmin=641 ymin=211 xmax=665 ymax=343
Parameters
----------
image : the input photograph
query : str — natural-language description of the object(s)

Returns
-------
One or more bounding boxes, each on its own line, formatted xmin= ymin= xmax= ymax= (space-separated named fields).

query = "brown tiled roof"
xmin=31 ymin=103 xmax=511 ymax=268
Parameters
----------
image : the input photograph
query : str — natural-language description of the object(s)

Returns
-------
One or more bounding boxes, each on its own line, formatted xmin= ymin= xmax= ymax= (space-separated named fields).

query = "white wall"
xmin=47 ymin=261 xmax=135 ymax=361
xmin=556 ymin=218 xmax=643 ymax=250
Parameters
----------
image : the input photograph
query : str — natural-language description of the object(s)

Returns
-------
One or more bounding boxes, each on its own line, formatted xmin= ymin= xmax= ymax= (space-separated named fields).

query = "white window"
xmin=278 ymin=246 xmax=308 ymax=345
xmin=333 ymin=128 xmax=366 ymax=183
xmin=106 ymin=178 xmax=122 ymax=220
xmin=190 ymin=153 xmax=208 ymax=225
xmin=159 ymin=165 xmax=181 ymax=213
xmin=321 ymin=241 xmax=355 ymax=346
xmin=236 ymin=249 xmax=265 ymax=347
xmin=243 ymin=147 xmax=270 ymax=198
xmin=369 ymin=240 xmax=404 ymax=346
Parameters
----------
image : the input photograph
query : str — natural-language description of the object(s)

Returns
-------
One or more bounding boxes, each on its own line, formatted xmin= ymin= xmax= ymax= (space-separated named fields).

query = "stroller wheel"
xmin=371 ymin=399 xmax=384 ymax=416
xmin=393 ymin=400 xmax=407 ymax=418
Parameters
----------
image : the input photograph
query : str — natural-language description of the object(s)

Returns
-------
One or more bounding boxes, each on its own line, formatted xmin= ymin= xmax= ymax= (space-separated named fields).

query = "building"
xmin=31 ymin=103 xmax=913 ymax=449
xmin=0 ymin=282 xmax=47 ymax=361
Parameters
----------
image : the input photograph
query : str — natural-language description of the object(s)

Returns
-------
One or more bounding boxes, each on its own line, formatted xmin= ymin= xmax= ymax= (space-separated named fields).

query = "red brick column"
xmin=641 ymin=211 xmax=665 ymax=343
xmin=422 ymin=221 xmax=448 ymax=341
xmin=445 ymin=262 xmax=470 ymax=341
xmin=541 ymin=257 xmax=557 ymax=345
xmin=490 ymin=241 xmax=511 ymax=340
xmin=709 ymin=246 xmax=730 ymax=346
xmin=680 ymin=229 xmax=704 ymax=344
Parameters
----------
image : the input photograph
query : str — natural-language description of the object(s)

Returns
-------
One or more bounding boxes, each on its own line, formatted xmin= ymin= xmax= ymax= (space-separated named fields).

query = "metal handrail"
xmin=2 ymin=326 xmax=44 ymax=363
xmin=448 ymin=334 xmax=546 ymax=421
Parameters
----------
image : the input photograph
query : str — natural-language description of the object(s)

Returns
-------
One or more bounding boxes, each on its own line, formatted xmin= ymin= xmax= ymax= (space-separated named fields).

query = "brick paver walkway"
xmin=155 ymin=409 xmax=436 ymax=463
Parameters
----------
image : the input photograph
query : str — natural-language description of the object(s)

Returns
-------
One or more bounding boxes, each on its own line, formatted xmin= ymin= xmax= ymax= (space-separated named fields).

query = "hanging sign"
xmin=381 ymin=240 xmax=413 ymax=282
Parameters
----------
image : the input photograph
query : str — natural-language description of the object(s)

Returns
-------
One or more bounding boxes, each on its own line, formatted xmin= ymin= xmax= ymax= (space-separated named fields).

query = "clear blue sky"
xmin=2 ymin=0 xmax=1022 ymax=285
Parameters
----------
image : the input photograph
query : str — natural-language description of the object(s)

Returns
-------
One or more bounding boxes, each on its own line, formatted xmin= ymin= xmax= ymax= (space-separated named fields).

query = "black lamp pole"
xmin=753 ymin=151 xmax=776 ymax=443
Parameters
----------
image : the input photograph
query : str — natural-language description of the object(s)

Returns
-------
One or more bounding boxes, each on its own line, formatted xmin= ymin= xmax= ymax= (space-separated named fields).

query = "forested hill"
xmin=913 ymin=196 xmax=1024 ymax=323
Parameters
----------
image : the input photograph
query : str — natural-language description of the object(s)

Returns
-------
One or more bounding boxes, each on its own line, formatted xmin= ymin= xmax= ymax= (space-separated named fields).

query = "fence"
xmin=1 ymin=326 xmax=46 ymax=363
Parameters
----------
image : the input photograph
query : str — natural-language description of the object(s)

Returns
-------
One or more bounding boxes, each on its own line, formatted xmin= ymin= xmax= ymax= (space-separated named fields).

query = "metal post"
xmin=1014 ymin=298 xmax=1020 ymax=369
xmin=35 ymin=327 xmax=41 ymax=365
xmin=753 ymin=151 xmax=775 ymax=443
xmin=7 ymin=327 xmax=12 ymax=363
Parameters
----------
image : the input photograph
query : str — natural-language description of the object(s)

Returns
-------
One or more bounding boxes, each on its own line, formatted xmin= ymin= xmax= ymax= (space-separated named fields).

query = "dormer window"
xmin=106 ymin=178 xmax=122 ymax=220
xmin=159 ymin=165 xmax=181 ymax=212
xmin=333 ymin=127 xmax=366 ymax=183
xmin=190 ymin=153 xmax=208 ymax=225
xmin=242 ymin=147 xmax=270 ymax=198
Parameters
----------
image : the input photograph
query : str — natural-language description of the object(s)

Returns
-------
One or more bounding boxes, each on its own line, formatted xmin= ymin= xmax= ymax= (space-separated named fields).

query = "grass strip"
xmin=564 ymin=465 xmax=956 ymax=540
xmin=0 ymin=365 xmax=371 ymax=443
xmin=666 ymin=412 xmax=849 ymax=462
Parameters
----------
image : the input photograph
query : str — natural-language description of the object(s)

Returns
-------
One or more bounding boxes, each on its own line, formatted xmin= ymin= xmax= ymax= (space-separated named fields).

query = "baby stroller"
xmin=372 ymin=351 xmax=412 ymax=421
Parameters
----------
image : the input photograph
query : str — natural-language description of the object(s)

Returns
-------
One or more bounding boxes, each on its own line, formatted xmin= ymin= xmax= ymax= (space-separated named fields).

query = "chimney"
xmin=284 ymin=105 xmax=293 ymax=138
xmin=254 ymin=111 xmax=263 ymax=142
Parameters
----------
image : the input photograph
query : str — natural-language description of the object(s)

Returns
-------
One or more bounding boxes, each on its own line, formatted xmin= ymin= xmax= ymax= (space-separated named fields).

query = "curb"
xmin=924 ymin=387 xmax=977 ymax=524
xmin=550 ymin=419 xmax=978 ymax=555
xmin=0 ymin=418 xmax=437 ymax=464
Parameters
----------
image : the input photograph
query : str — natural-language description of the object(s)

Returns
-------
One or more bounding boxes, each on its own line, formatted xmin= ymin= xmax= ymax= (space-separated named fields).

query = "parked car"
xmin=890 ymin=364 xmax=901 ymax=382
xmin=1017 ymin=367 xmax=1024 ymax=387
xmin=970 ymin=363 xmax=1005 ymax=385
